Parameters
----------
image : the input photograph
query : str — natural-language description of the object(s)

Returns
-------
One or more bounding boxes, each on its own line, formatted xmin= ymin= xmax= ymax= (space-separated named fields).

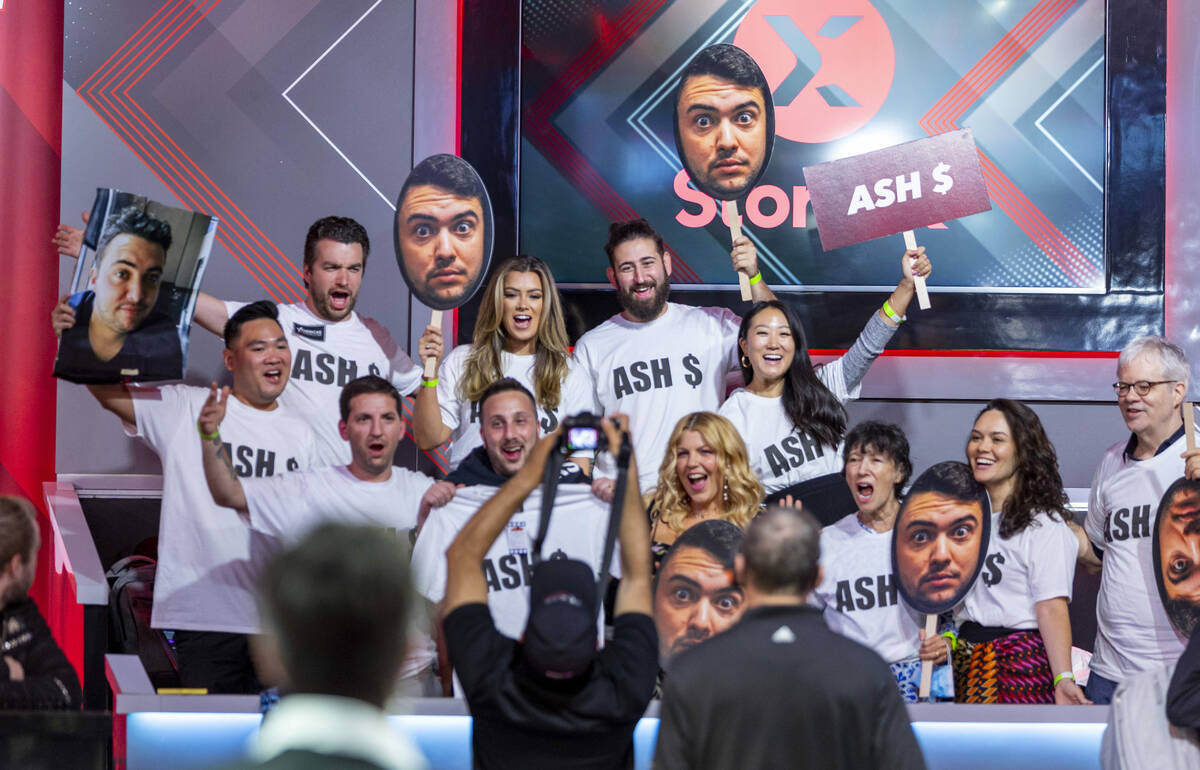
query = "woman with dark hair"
xmin=413 ymin=254 xmax=593 ymax=471
xmin=955 ymin=398 xmax=1088 ymax=705
xmin=647 ymin=412 xmax=764 ymax=570
xmin=810 ymin=421 xmax=953 ymax=702
xmin=718 ymin=251 xmax=930 ymax=522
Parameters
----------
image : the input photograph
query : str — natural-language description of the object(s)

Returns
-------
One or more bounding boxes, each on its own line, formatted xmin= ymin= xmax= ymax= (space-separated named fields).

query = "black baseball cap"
xmin=520 ymin=558 xmax=599 ymax=680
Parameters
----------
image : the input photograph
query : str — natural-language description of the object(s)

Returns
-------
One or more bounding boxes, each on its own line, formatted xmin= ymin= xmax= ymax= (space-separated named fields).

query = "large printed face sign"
xmin=53 ymin=189 xmax=216 ymax=384
xmin=672 ymin=44 xmax=775 ymax=202
xmin=653 ymin=520 xmax=745 ymax=668
xmin=393 ymin=154 xmax=494 ymax=311
xmin=892 ymin=461 xmax=991 ymax=615
xmin=1153 ymin=478 xmax=1200 ymax=638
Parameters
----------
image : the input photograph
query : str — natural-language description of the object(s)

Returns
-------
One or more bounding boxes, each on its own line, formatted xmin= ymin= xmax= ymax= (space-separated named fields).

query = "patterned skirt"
xmin=951 ymin=629 xmax=1054 ymax=704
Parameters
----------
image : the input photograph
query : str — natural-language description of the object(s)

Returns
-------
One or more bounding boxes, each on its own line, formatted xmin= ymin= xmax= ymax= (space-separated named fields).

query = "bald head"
xmin=738 ymin=505 xmax=821 ymax=597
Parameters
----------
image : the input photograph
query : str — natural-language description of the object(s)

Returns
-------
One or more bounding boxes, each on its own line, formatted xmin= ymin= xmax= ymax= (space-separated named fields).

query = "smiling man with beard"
xmin=574 ymin=218 xmax=775 ymax=493
xmin=74 ymin=301 xmax=319 ymax=693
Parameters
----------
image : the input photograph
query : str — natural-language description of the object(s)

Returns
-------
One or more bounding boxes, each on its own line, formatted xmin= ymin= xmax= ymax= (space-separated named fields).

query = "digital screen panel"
xmin=519 ymin=0 xmax=1105 ymax=295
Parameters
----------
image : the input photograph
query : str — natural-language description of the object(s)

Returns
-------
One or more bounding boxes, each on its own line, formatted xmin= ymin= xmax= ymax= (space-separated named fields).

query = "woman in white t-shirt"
xmin=646 ymin=412 xmax=764 ymax=571
xmin=810 ymin=420 xmax=953 ymax=702
xmin=413 ymin=255 xmax=591 ymax=471
xmin=955 ymin=398 xmax=1089 ymax=705
xmin=718 ymin=250 xmax=931 ymax=522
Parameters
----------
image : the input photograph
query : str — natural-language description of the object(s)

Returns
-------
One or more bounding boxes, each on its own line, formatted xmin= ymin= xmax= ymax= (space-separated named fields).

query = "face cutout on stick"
xmin=394 ymin=154 xmax=494 ymax=310
xmin=672 ymin=44 xmax=775 ymax=202
xmin=892 ymin=461 xmax=991 ymax=615
xmin=1154 ymin=477 xmax=1200 ymax=638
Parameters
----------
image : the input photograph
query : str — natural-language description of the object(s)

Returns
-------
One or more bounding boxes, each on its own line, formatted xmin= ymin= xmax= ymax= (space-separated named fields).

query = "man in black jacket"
xmin=444 ymin=378 xmax=587 ymax=489
xmin=0 ymin=496 xmax=81 ymax=710
xmin=654 ymin=505 xmax=926 ymax=770
xmin=440 ymin=416 xmax=657 ymax=769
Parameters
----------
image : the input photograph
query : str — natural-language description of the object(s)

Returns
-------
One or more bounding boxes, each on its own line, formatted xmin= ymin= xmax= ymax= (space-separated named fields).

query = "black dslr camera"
xmin=557 ymin=412 xmax=608 ymax=456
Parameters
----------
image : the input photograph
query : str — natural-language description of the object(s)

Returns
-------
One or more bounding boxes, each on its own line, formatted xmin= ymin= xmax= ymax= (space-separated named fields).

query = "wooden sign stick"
xmin=902 ymin=230 xmax=931 ymax=310
xmin=1184 ymin=401 xmax=1195 ymax=453
xmin=723 ymin=200 xmax=753 ymax=301
xmin=423 ymin=310 xmax=443 ymax=380
xmin=918 ymin=612 xmax=937 ymax=699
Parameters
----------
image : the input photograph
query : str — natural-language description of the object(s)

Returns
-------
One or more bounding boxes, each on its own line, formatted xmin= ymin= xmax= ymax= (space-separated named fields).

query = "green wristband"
xmin=1053 ymin=671 xmax=1074 ymax=687
xmin=940 ymin=631 xmax=957 ymax=652
xmin=198 ymin=424 xmax=219 ymax=441
xmin=748 ymin=271 xmax=763 ymax=285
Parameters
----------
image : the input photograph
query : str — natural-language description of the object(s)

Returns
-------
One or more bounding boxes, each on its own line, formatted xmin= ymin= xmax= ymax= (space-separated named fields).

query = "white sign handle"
xmin=423 ymin=310 xmax=443 ymax=380
xmin=903 ymin=229 xmax=931 ymax=310
xmin=918 ymin=612 xmax=937 ymax=699
xmin=723 ymin=200 xmax=753 ymax=301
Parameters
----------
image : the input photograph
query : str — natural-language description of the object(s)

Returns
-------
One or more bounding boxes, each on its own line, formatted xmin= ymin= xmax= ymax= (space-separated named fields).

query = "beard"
xmin=617 ymin=277 xmax=670 ymax=321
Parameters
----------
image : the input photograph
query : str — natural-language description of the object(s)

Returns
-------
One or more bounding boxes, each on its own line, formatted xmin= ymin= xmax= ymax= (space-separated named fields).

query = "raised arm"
xmin=603 ymin=416 xmax=652 ymax=618
xmin=86 ymin=383 xmax=136 ymax=426
xmin=197 ymin=384 xmax=248 ymax=516
xmin=730 ymin=236 xmax=776 ymax=302
xmin=412 ymin=325 xmax=453 ymax=449
xmin=442 ymin=427 xmax=560 ymax=616
xmin=838 ymin=249 xmax=933 ymax=389
xmin=192 ymin=292 xmax=231 ymax=336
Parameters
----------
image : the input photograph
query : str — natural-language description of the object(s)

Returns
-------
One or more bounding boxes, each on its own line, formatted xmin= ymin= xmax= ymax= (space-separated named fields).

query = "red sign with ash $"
xmin=802 ymin=129 xmax=991 ymax=252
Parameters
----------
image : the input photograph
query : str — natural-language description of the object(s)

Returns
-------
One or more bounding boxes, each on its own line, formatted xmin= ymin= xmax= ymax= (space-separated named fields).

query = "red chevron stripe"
xmin=78 ymin=0 xmax=307 ymax=303
xmin=522 ymin=0 xmax=707 ymax=284
xmin=918 ymin=0 xmax=1095 ymax=287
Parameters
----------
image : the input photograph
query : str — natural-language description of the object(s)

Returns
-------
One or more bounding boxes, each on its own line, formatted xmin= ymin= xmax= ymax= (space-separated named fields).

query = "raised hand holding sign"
xmin=673 ymin=44 xmax=775 ymax=301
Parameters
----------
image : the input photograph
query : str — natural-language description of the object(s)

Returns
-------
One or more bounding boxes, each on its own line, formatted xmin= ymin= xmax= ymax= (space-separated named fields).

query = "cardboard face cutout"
xmin=1153 ymin=477 xmax=1200 ymax=638
xmin=53 ymin=189 xmax=216 ymax=384
xmin=652 ymin=520 xmax=745 ymax=669
xmin=892 ymin=461 xmax=991 ymax=615
xmin=672 ymin=44 xmax=775 ymax=202
xmin=393 ymin=154 xmax=494 ymax=311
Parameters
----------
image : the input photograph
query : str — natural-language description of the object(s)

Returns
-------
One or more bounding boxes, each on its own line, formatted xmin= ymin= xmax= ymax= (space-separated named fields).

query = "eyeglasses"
xmin=1111 ymin=380 xmax=1177 ymax=396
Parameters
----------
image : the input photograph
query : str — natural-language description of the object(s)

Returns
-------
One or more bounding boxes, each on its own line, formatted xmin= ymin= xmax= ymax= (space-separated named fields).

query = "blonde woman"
xmin=648 ymin=412 xmax=764 ymax=570
xmin=414 ymin=255 xmax=594 ymax=471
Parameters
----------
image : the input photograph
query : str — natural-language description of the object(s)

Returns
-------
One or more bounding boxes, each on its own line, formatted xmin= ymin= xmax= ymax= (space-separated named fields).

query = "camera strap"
xmin=595 ymin=432 xmax=632 ymax=597
xmin=531 ymin=448 xmax=566 ymax=564
xmin=531 ymin=433 xmax=632 ymax=602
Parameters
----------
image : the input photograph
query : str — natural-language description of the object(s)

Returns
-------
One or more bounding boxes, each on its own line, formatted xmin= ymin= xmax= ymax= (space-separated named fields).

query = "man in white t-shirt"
xmin=1083 ymin=335 xmax=1196 ymax=703
xmin=574 ymin=218 xmax=775 ymax=492
xmin=55 ymin=215 xmax=423 ymax=464
xmin=200 ymin=374 xmax=454 ymax=691
xmin=199 ymin=374 xmax=452 ymax=542
xmin=75 ymin=301 xmax=318 ymax=693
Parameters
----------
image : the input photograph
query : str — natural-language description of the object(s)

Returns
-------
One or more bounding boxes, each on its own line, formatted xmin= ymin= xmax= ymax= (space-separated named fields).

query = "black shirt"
xmin=443 ymin=602 xmax=657 ymax=770
xmin=54 ymin=290 xmax=184 ymax=384
xmin=654 ymin=604 xmax=926 ymax=770
xmin=0 ymin=597 xmax=81 ymax=710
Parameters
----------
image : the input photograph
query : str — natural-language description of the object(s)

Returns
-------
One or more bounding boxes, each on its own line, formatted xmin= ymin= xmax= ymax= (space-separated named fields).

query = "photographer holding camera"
xmin=440 ymin=414 xmax=657 ymax=769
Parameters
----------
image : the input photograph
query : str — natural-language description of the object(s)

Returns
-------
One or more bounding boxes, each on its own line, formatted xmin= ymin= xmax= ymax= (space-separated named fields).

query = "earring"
xmin=740 ymin=354 xmax=750 ymax=369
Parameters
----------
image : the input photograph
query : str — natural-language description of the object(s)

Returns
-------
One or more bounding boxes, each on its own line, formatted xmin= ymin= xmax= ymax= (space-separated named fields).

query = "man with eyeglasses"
xmin=1082 ymin=335 xmax=1197 ymax=703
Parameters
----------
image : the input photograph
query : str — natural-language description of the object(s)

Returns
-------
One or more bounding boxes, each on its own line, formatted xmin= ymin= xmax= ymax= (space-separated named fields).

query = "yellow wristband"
xmin=882 ymin=299 xmax=905 ymax=323
xmin=198 ymin=425 xmax=219 ymax=441
xmin=940 ymin=631 xmax=957 ymax=652
xmin=748 ymin=272 xmax=763 ymax=285
xmin=1053 ymin=671 xmax=1074 ymax=687
xmin=421 ymin=378 xmax=439 ymax=388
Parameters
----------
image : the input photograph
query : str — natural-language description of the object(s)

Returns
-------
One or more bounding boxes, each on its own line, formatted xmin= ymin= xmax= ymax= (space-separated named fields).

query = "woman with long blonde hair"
xmin=648 ymin=412 xmax=764 ymax=570
xmin=414 ymin=255 xmax=593 ymax=471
